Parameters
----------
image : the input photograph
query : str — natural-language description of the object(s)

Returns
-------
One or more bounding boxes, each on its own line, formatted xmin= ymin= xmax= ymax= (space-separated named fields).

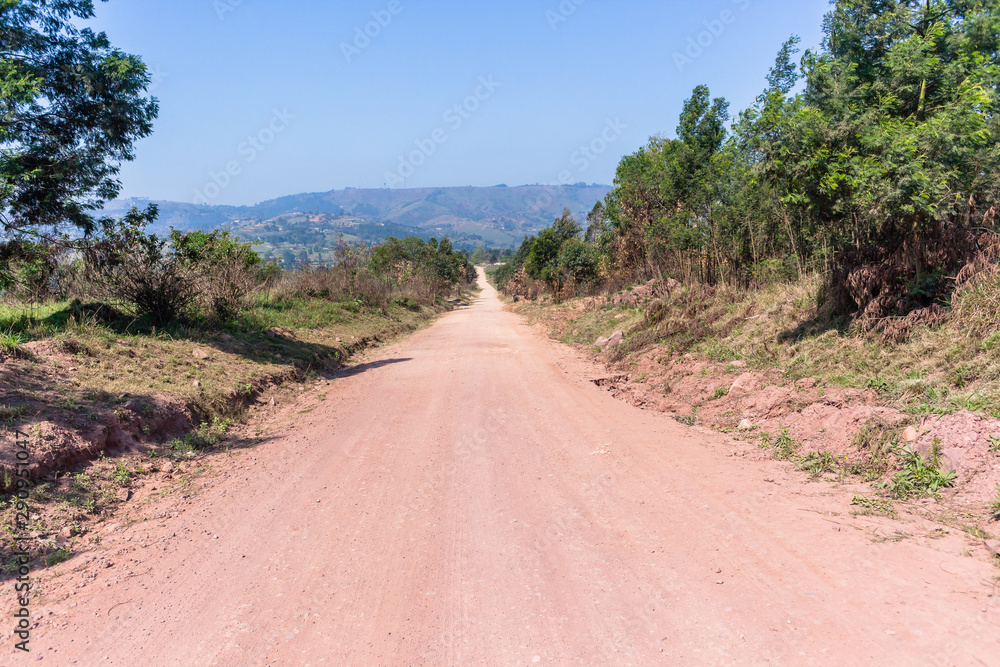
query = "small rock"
xmin=192 ymin=380 xmax=200 ymax=388
xmin=594 ymin=336 xmax=610 ymax=349
xmin=160 ymin=462 xmax=174 ymax=474
xmin=984 ymin=540 xmax=1000 ymax=557
xmin=903 ymin=426 xmax=918 ymax=442
xmin=737 ymin=419 xmax=753 ymax=431
xmin=607 ymin=330 xmax=625 ymax=347
xmin=115 ymin=489 xmax=131 ymax=503
xmin=729 ymin=372 xmax=758 ymax=397
xmin=269 ymin=397 xmax=276 ymax=407
xmin=335 ymin=337 xmax=341 ymax=343
xmin=730 ymin=360 xmax=747 ymax=369
xmin=192 ymin=348 xmax=210 ymax=360
xmin=938 ymin=448 xmax=962 ymax=474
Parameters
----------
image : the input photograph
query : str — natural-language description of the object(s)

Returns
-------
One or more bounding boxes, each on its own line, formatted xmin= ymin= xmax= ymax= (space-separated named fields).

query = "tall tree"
xmin=0 ymin=0 xmax=158 ymax=250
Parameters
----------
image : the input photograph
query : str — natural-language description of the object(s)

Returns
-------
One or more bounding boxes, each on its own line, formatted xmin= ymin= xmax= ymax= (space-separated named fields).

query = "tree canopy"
xmin=0 ymin=0 xmax=158 ymax=244
xmin=590 ymin=0 xmax=1000 ymax=321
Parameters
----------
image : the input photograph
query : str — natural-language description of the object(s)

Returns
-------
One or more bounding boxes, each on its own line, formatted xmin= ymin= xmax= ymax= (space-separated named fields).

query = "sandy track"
xmin=17 ymin=269 xmax=1000 ymax=665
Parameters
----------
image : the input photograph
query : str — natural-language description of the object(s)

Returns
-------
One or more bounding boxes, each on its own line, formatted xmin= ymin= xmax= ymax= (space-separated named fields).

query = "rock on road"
xmin=20 ymin=269 xmax=1000 ymax=665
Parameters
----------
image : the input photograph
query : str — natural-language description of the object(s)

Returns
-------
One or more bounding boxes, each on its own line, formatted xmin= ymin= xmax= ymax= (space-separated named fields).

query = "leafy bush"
xmin=369 ymin=236 xmax=474 ymax=302
xmin=170 ymin=229 xmax=270 ymax=320
xmin=557 ymin=238 xmax=599 ymax=286
xmin=87 ymin=207 xmax=272 ymax=323
xmin=86 ymin=206 xmax=196 ymax=324
xmin=0 ymin=239 xmax=63 ymax=302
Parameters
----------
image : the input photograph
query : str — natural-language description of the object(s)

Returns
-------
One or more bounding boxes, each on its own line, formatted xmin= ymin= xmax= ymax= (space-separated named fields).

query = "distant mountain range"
xmin=104 ymin=184 xmax=611 ymax=250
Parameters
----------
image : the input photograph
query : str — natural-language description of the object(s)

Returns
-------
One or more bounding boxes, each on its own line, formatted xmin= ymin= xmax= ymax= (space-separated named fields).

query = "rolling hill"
xmin=104 ymin=184 xmax=611 ymax=253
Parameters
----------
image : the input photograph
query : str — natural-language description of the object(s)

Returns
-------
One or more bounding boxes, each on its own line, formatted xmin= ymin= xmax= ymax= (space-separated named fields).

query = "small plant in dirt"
xmin=673 ymin=414 xmax=696 ymax=427
xmin=989 ymin=435 xmax=1000 ymax=454
xmin=169 ymin=417 xmax=232 ymax=454
xmin=772 ymin=430 xmax=800 ymax=460
xmin=851 ymin=418 xmax=900 ymax=481
xmin=963 ymin=524 xmax=992 ymax=540
xmin=851 ymin=494 xmax=897 ymax=518
xmin=990 ymin=486 xmax=1000 ymax=522
xmin=112 ymin=462 xmax=132 ymax=488
xmin=799 ymin=451 xmax=838 ymax=478
xmin=45 ymin=548 xmax=72 ymax=567
xmin=882 ymin=442 xmax=956 ymax=499
xmin=0 ymin=330 xmax=25 ymax=354
xmin=864 ymin=376 xmax=894 ymax=396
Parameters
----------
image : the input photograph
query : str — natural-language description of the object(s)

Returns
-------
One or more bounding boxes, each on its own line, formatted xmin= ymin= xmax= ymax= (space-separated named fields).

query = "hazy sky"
xmin=88 ymin=0 xmax=831 ymax=206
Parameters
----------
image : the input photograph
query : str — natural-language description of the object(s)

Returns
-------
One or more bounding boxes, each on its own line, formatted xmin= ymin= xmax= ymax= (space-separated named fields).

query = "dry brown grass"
xmin=512 ymin=273 xmax=1000 ymax=420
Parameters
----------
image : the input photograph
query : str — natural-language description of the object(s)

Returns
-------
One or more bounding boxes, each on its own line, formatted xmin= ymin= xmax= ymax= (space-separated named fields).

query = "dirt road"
xmin=19 ymin=270 xmax=1000 ymax=665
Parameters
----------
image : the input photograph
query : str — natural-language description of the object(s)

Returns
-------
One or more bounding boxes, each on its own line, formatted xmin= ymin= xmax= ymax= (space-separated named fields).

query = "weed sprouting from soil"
xmin=798 ymin=451 xmax=838 ymax=478
xmin=990 ymin=486 xmax=1000 ymax=522
xmin=851 ymin=494 xmax=897 ymax=518
xmin=882 ymin=442 xmax=956 ymax=499
xmin=851 ymin=418 xmax=900 ymax=481
xmin=168 ymin=417 xmax=233 ymax=454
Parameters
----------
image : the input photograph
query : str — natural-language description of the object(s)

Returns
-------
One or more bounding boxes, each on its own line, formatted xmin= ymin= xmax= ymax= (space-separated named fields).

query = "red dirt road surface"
xmin=14 ymin=270 xmax=1000 ymax=665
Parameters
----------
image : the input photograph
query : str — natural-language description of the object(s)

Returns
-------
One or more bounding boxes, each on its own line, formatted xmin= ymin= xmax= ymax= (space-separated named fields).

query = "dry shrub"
xmin=606 ymin=283 xmax=741 ymax=362
xmin=502 ymin=268 xmax=545 ymax=301
xmin=951 ymin=232 xmax=1000 ymax=339
xmin=833 ymin=225 xmax=983 ymax=343
xmin=276 ymin=266 xmax=393 ymax=309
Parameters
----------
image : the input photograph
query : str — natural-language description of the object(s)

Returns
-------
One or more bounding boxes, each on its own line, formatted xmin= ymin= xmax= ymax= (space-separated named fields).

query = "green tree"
xmin=557 ymin=238 xmax=599 ymax=286
xmin=0 ymin=0 xmax=158 ymax=250
xmin=603 ymin=86 xmax=731 ymax=283
xmin=762 ymin=0 xmax=1000 ymax=312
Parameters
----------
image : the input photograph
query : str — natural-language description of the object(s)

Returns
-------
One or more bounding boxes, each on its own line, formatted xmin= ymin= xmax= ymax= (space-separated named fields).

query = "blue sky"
xmin=89 ymin=0 xmax=832 ymax=206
